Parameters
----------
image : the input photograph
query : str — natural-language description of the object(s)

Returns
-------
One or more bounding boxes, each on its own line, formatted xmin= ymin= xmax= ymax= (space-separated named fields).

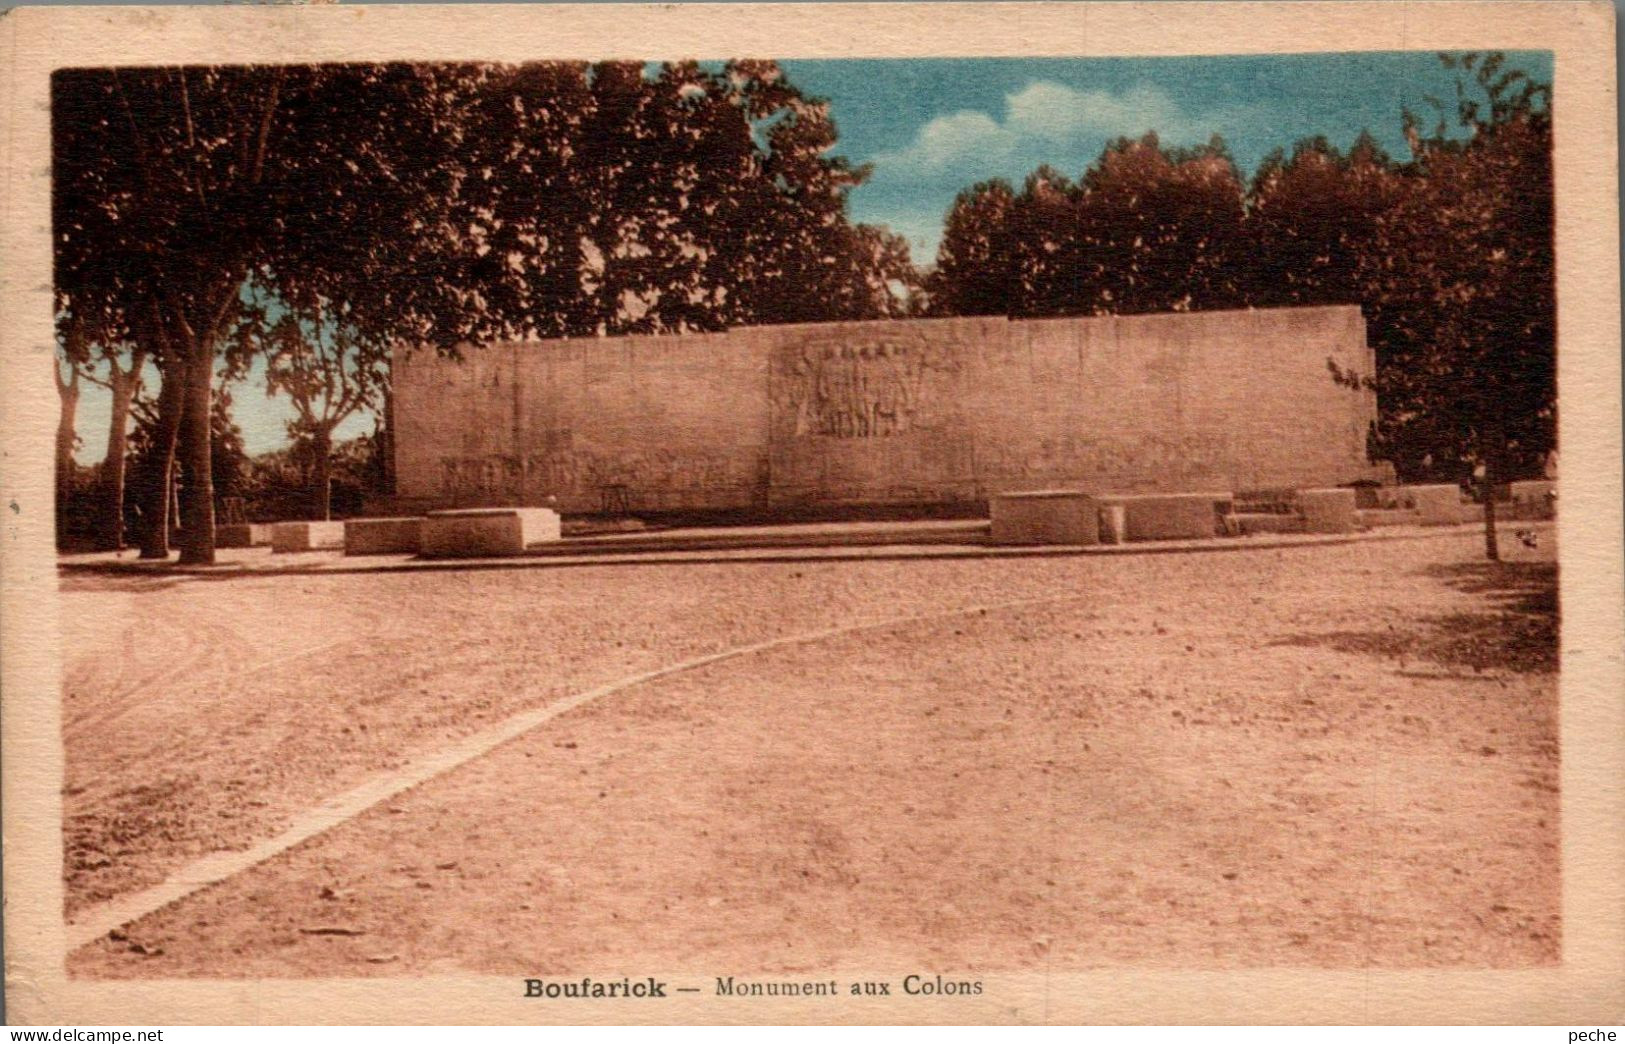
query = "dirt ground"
xmin=62 ymin=528 xmax=1559 ymax=977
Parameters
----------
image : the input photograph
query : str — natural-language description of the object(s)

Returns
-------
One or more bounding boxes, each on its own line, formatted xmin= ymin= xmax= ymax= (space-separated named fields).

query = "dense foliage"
xmin=928 ymin=54 xmax=1555 ymax=521
xmin=54 ymin=60 xmax=913 ymax=555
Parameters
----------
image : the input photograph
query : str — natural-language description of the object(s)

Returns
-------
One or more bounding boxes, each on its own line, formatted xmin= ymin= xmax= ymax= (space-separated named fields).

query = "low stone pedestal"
xmin=421 ymin=507 xmax=562 ymax=558
xmin=215 ymin=523 xmax=272 ymax=548
xmin=1357 ymin=507 xmax=1418 ymax=528
xmin=1509 ymin=479 xmax=1555 ymax=502
xmin=1098 ymin=492 xmax=1231 ymax=542
xmin=1098 ymin=504 xmax=1127 ymax=545
xmin=1405 ymin=484 xmax=1464 ymax=526
xmin=270 ymin=521 xmax=347 ymax=553
xmin=1509 ymin=479 xmax=1557 ymax=520
xmin=344 ymin=517 xmax=424 ymax=556
xmin=989 ymin=490 xmax=1099 ymax=546
xmin=1298 ymin=488 xmax=1358 ymax=534
xmin=1228 ymin=512 xmax=1306 ymax=536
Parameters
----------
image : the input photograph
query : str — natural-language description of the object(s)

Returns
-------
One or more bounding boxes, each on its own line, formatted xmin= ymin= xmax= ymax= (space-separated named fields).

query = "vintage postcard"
xmin=1 ymin=0 xmax=1620 ymax=1026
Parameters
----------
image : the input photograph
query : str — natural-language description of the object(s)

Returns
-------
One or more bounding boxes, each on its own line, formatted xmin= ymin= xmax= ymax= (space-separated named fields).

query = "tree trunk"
xmin=177 ymin=347 xmax=217 ymax=565
xmin=314 ymin=428 xmax=334 ymax=521
xmin=138 ymin=361 xmax=186 ymax=559
xmin=381 ymin=384 xmax=396 ymax=495
xmin=1482 ymin=454 xmax=1500 ymax=562
xmin=99 ymin=355 xmax=141 ymax=550
xmin=55 ymin=365 xmax=81 ymax=546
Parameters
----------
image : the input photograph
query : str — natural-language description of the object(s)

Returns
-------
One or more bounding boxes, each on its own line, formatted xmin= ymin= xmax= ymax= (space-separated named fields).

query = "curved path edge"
xmin=65 ymin=586 xmax=1100 ymax=950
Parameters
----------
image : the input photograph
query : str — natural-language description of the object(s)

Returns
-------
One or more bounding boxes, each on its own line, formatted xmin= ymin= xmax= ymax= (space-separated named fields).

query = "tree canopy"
xmin=929 ymin=135 xmax=1248 ymax=318
xmin=926 ymin=53 xmax=1555 ymax=538
xmin=53 ymin=60 xmax=913 ymax=558
xmin=1369 ymin=53 xmax=1554 ymax=487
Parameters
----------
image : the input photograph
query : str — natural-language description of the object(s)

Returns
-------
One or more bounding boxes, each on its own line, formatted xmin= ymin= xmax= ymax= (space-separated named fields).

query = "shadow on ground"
xmin=1271 ymin=561 xmax=1558 ymax=675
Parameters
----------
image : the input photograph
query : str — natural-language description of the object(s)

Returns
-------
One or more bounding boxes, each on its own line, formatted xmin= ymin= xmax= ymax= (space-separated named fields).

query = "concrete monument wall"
xmin=393 ymin=305 xmax=1384 ymax=516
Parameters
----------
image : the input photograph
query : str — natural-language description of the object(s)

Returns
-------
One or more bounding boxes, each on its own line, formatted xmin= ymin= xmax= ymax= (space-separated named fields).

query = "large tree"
xmin=1245 ymin=132 xmax=1399 ymax=311
xmin=89 ymin=344 xmax=148 ymax=550
xmin=253 ymin=308 xmax=388 ymax=521
xmin=53 ymin=64 xmax=499 ymax=563
xmin=53 ymin=320 xmax=153 ymax=550
xmin=1367 ymin=53 xmax=1554 ymax=559
xmin=930 ymin=179 xmax=1021 ymax=317
xmin=1007 ymin=165 xmax=1084 ymax=317
xmin=1070 ymin=134 xmax=1248 ymax=316
xmin=55 ymin=60 xmax=917 ymax=563
xmin=123 ymin=377 xmax=248 ymax=542
xmin=52 ymin=329 xmax=82 ymax=547
xmin=929 ymin=135 xmax=1248 ymax=318
xmin=469 ymin=59 xmax=914 ymax=337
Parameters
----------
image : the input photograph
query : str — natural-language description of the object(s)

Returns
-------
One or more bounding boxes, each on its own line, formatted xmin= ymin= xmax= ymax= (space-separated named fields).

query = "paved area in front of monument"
xmin=62 ymin=528 xmax=1558 ymax=975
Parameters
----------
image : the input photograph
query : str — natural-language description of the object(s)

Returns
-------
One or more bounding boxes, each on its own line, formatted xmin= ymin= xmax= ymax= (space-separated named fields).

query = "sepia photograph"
xmin=2 ymin=0 xmax=1620 ymax=1027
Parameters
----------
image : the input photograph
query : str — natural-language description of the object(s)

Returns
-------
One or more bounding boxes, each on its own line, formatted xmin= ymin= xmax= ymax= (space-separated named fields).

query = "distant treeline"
xmin=926 ymin=52 xmax=1553 ymax=488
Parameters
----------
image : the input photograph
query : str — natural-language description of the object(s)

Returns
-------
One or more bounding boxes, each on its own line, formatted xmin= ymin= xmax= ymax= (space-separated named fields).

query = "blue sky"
xmin=71 ymin=50 xmax=1553 ymax=462
xmin=784 ymin=51 xmax=1553 ymax=260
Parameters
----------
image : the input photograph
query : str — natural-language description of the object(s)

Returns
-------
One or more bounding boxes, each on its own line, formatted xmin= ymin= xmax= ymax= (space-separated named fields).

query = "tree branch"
xmin=110 ymin=69 xmax=157 ymax=192
xmin=177 ymin=67 xmax=210 ymax=210
xmin=250 ymin=69 xmax=287 ymax=186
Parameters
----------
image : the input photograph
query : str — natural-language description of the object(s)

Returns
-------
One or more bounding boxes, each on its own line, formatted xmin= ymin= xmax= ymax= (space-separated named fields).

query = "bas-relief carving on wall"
xmin=439 ymin=456 xmax=524 ymax=500
xmin=439 ymin=448 xmax=746 ymax=502
xmin=975 ymin=432 xmax=1239 ymax=486
xmin=530 ymin=448 xmax=740 ymax=494
xmin=777 ymin=337 xmax=956 ymax=439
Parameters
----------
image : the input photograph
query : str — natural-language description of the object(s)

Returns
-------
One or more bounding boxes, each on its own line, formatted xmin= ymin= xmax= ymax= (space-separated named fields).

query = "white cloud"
xmin=901 ymin=110 xmax=1012 ymax=172
xmin=872 ymin=80 xmax=1230 ymax=180
xmin=855 ymin=79 xmax=1250 ymax=260
xmin=1015 ymin=81 xmax=1195 ymax=141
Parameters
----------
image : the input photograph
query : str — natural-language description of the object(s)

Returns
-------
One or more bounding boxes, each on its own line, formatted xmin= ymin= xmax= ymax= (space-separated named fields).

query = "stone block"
xmin=1298 ymin=488 xmax=1358 ymax=534
xmin=1098 ymin=503 xmax=1127 ymax=545
xmin=1229 ymin=512 xmax=1307 ymax=536
xmin=270 ymin=521 xmax=347 ymax=553
xmin=421 ymin=507 xmax=562 ymax=558
xmin=1509 ymin=479 xmax=1557 ymax=520
xmin=1357 ymin=508 xmax=1419 ymax=528
xmin=215 ymin=523 xmax=272 ymax=548
xmin=989 ymin=490 xmax=1099 ymax=546
xmin=1373 ymin=487 xmax=1406 ymax=510
xmin=1509 ymin=479 xmax=1555 ymax=502
xmin=1498 ymin=502 xmax=1543 ymax=523
xmin=344 ymin=517 xmax=424 ymax=556
xmin=1405 ymin=483 xmax=1464 ymax=526
xmin=1098 ymin=493 xmax=1230 ymax=542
